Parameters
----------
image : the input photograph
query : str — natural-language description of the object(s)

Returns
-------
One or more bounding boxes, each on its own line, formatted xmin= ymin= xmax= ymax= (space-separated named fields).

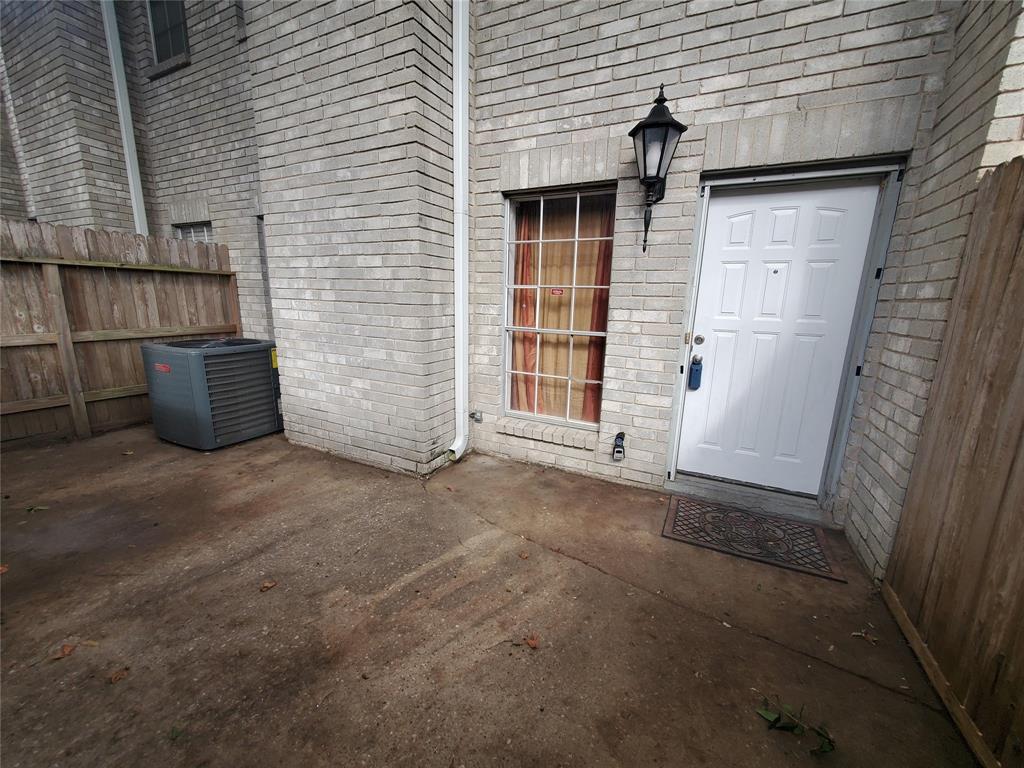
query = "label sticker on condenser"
xmin=153 ymin=363 xmax=171 ymax=374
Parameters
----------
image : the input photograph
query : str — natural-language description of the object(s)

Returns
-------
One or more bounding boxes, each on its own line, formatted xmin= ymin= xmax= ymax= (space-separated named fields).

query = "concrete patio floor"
xmin=1 ymin=427 xmax=974 ymax=767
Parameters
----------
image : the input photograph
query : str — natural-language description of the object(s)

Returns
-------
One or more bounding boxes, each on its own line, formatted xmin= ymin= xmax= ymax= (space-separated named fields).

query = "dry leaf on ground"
xmin=259 ymin=579 xmax=277 ymax=592
xmin=110 ymin=667 xmax=130 ymax=684
xmin=524 ymin=633 xmax=540 ymax=650
xmin=517 ymin=551 xmax=529 ymax=560
xmin=851 ymin=629 xmax=879 ymax=645
xmin=52 ymin=643 xmax=76 ymax=661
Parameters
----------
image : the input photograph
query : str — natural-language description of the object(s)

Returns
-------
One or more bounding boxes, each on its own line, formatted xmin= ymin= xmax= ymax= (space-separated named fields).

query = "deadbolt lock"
xmin=693 ymin=334 xmax=705 ymax=345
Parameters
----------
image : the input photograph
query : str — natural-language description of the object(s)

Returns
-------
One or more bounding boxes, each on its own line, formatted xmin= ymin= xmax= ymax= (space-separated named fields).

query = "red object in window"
xmin=153 ymin=363 xmax=172 ymax=374
xmin=550 ymin=288 xmax=564 ymax=296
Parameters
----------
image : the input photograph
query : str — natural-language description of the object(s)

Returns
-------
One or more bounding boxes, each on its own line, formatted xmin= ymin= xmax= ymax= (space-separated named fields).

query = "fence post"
xmin=41 ymin=263 xmax=91 ymax=438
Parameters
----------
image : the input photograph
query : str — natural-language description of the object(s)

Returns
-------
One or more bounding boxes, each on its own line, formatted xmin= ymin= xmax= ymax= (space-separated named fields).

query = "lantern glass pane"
xmin=658 ymin=126 xmax=682 ymax=179
xmin=632 ymin=133 xmax=645 ymax=179
xmin=644 ymin=126 xmax=666 ymax=181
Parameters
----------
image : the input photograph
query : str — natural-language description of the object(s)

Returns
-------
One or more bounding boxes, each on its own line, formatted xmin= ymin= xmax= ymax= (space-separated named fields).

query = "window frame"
xmin=501 ymin=187 xmax=616 ymax=430
xmin=146 ymin=0 xmax=191 ymax=79
xmin=173 ymin=221 xmax=213 ymax=243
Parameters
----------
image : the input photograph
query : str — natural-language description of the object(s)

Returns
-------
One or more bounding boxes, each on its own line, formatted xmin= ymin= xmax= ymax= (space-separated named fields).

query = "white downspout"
xmin=447 ymin=0 xmax=470 ymax=461
xmin=101 ymin=0 xmax=148 ymax=235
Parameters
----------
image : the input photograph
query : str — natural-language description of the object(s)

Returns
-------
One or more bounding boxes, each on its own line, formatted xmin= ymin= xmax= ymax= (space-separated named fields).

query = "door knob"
xmin=693 ymin=334 xmax=705 ymax=345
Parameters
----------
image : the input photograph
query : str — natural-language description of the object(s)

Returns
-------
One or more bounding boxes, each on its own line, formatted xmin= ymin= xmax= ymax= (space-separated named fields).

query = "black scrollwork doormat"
xmin=662 ymin=496 xmax=845 ymax=582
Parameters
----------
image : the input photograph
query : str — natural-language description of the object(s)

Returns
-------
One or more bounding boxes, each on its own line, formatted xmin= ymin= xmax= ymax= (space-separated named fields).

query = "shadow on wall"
xmin=838 ymin=0 xmax=1024 ymax=579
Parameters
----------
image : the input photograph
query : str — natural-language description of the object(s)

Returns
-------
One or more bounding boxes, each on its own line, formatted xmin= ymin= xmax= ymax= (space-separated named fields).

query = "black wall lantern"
xmin=629 ymin=85 xmax=686 ymax=252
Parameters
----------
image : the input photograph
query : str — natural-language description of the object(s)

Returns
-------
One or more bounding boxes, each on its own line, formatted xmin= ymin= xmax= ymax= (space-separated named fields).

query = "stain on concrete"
xmin=0 ymin=428 xmax=975 ymax=767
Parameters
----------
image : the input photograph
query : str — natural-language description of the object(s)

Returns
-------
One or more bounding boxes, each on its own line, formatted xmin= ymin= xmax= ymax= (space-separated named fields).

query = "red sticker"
xmin=153 ymin=363 xmax=171 ymax=374
xmin=550 ymin=288 xmax=564 ymax=296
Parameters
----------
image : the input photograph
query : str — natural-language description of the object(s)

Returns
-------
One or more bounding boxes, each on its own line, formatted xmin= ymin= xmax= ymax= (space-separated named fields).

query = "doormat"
xmin=662 ymin=495 xmax=845 ymax=582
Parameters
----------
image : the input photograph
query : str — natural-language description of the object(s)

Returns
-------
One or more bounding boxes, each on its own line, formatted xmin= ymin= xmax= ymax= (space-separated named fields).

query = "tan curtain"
xmin=582 ymin=204 xmax=613 ymax=422
xmin=565 ymin=198 xmax=613 ymax=422
xmin=536 ymin=199 xmax=576 ymax=417
xmin=510 ymin=207 xmax=538 ymax=412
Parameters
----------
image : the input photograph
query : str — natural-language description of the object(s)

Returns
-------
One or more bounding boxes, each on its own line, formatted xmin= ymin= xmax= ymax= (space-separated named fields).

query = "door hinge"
xmin=684 ymin=331 xmax=691 ymax=345
xmin=855 ymin=365 xmax=862 ymax=376
xmin=680 ymin=364 xmax=686 ymax=375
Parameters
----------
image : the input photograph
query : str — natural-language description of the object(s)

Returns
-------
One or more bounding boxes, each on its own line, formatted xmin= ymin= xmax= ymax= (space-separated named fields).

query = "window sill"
xmin=147 ymin=52 xmax=191 ymax=81
xmin=496 ymin=417 xmax=598 ymax=451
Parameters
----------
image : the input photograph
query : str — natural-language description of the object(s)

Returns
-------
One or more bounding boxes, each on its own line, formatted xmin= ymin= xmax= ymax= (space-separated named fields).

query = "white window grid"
xmin=503 ymin=189 xmax=615 ymax=428
xmin=174 ymin=221 xmax=213 ymax=243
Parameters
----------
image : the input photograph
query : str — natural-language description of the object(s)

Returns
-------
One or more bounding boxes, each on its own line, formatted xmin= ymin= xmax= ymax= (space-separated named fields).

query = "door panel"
xmin=677 ymin=178 xmax=880 ymax=494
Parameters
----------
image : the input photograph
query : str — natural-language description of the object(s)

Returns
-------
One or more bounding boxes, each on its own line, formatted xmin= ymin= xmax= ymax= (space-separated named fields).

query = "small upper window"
xmin=174 ymin=221 xmax=213 ymax=243
xmin=149 ymin=1 xmax=189 ymax=64
xmin=505 ymin=190 xmax=616 ymax=426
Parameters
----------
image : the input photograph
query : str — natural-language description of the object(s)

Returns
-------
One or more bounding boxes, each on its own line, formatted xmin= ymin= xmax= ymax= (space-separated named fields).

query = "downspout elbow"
xmin=446 ymin=434 xmax=468 ymax=463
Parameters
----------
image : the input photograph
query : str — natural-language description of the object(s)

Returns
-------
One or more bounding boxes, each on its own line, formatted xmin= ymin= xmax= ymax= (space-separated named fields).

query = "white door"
xmin=676 ymin=178 xmax=881 ymax=495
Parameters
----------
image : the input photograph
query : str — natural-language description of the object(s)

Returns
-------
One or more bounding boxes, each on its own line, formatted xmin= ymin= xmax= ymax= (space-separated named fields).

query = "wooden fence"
xmin=1 ymin=218 xmax=241 ymax=444
xmin=884 ymin=157 xmax=1023 ymax=768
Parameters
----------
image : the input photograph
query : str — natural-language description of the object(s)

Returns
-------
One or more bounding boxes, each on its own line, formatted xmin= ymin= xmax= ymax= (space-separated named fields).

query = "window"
xmin=505 ymin=190 xmax=615 ymax=426
xmin=174 ymin=221 xmax=213 ymax=243
xmin=148 ymin=1 xmax=189 ymax=65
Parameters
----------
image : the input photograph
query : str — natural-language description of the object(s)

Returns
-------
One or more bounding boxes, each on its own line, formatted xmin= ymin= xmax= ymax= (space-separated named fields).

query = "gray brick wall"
xmin=60 ymin=1 xmax=135 ymax=232
xmin=0 ymin=0 xmax=133 ymax=230
xmin=0 ymin=82 xmax=28 ymax=219
xmin=840 ymin=0 xmax=1024 ymax=578
xmin=244 ymin=0 xmax=455 ymax=474
xmin=115 ymin=0 xmax=274 ymax=340
xmin=468 ymin=0 xmax=963 ymax=495
xmin=0 ymin=0 xmax=274 ymax=340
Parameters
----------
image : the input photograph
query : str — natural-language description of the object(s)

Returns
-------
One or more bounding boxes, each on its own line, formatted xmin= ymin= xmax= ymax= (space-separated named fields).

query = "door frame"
xmin=665 ymin=162 xmax=905 ymax=505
